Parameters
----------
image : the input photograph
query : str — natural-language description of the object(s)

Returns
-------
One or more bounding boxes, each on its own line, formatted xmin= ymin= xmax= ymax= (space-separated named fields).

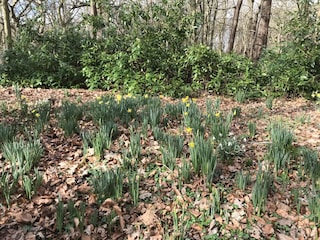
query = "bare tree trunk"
xmin=190 ymin=0 xmax=197 ymax=44
xmin=226 ymin=0 xmax=243 ymax=53
xmin=1 ymin=0 xmax=12 ymax=50
xmin=204 ymin=0 xmax=215 ymax=46
xmin=210 ymin=1 xmax=218 ymax=49
xmin=90 ymin=0 xmax=98 ymax=38
xmin=251 ymin=0 xmax=272 ymax=61
xmin=246 ymin=1 xmax=260 ymax=58
xmin=218 ymin=0 xmax=228 ymax=51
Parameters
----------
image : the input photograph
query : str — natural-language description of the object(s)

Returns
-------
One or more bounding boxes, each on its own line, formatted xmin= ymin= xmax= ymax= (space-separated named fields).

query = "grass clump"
xmin=2 ymin=138 xmax=43 ymax=175
xmin=81 ymin=122 xmax=118 ymax=159
xmin=55 ymin=198 xmax=86 ymax=233
xmin=0 ymin=123 xmax=16 ymax=144
xmin=190 ymin=134 xmax=217 ymax=184
xmin=88 ymin=168 xmax=123 ymax=203
xmin=268 ymin=121 xmax=295 ymax=175
xmin=301 ymin=147 xmax=320 ymax=189
xmin=31 ymin=100 xmax=51 ymax=131
xmin=57 ymin=101 xmax=83 ymax=136
xmin=252 ymin=166 xmax=273 ymax=216
xmin=235 ymin=170 xmax=251 ymax=191
xmin=1 ymin=139 xmax=43 ymax=204
xmin=129 ymin=128 xmax=141 ymax=159
xmin=234 ymin=90 xmax=247 ymax=103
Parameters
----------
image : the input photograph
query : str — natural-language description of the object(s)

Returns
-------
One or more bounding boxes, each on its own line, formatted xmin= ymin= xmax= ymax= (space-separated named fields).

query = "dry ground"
xmin=0 ymin=87 xmax=319 ymax=240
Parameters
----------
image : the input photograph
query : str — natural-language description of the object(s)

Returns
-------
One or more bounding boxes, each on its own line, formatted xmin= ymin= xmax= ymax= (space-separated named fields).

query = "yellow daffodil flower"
xmin=116 ymin=94 xmax=122 ymax=103
xmin=188 ymin=142 xmax=195 ymax=148
xmin=182 ymin=96 xmax=189 ymax=103
xmin=185 ymin=127 xmax=193 ymax=134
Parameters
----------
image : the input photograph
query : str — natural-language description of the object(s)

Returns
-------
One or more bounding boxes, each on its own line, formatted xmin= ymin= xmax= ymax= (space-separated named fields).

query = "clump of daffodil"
xmin=311 ymin=91 xmax=320 ymax=98
xmin=182 ymin=96 xmax=189 ymax=103
xmin=188 ymin=141 xmax=195 ymax=148
xmin=311 ymin=91 xmax=320 ymax=104
xmin=116 ymin=94 xmax=122 ymax=103
xmin=185 ymin=127 xmax=193 ymax=134
xmin=31 ymin=109 xmax=40 ymax=117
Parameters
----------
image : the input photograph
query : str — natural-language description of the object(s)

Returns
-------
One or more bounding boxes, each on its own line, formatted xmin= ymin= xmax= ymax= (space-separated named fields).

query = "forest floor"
xmin=0 ymin=87 xmax=319 ymax=240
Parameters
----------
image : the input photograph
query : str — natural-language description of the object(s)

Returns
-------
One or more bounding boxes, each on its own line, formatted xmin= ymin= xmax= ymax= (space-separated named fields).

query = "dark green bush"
xmin=259 ymin=0 xmax=320 ymax=97
xmin=177 ymin=45 xmax=220 ymax=91
xmin=259 ymin=47 xmax=317 ymax=96
xmin=2 ymin=0 xmax=319 ymax=99
xmin=81 ymin=0 xmax=193 ymax=96
xmin=212 ymin=53 xmax=259 ymax=96
xmin=1 ymin=25 xmax=88 ymax=88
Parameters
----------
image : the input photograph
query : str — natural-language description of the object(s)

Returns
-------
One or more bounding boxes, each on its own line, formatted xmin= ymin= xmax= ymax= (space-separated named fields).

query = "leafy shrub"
xmin=178 ymin=45 xmax=220 ymax=91
xmin=81 ymin=0 xmax=193 ymax=95
xmin=210 ymin=53 xmax=259 ymax=96
xmin=2 ymin=25 xmax=88 ymax=88
xmin=259 ymin=1 xmax=320 ymax=97
xmin=259 ymin=47 xmax=318 ymax=96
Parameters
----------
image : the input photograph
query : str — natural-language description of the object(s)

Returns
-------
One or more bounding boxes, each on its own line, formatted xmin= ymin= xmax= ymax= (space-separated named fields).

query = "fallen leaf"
xmin=139 ymin=208 xmax=157 ymax=226
xmin=81 ymin=234 xmax=92 ymax=240
xmin=215 ymin=214 xmax=223 ymax=225
xmin=189 ymin=209 xmax=201 ymax=218
xmin=231 ymin=209 xmax=246 ymax=221
xmin=276 ymin=202 xmax=290 ymax=219
xmin=191 ymin=223 xmax=202 ymax=232
xmin=77 ymin=183 xmax=92 ymax=193
xmin=66 ymin=177 xmax=75 ymax=185
xmin=253 ymin=216 xmax=266 ymax=227
xmin=150 ymin=235 xmax=162 ymax=240
xmin=25 ymin=232 xmax=36 ymax=240
xmin=230 ymin=218 xmax=240 ymax=228
xmin=14 ymin=212 xmax=33 ymax=223
xmin=277 ymin=233 xmax=294 ymax=240
xmin=33 ymin=196 xmax=53 ymax=205
xmin=262 ymin=223 xmax=274 ymax=235
xmin=74 ymin=217 xmax=80 ymax=228
xmin=277 ymin=218 xmax=293 ymax=227
xmin=139 ymin=190 xmax=152 ymax=200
